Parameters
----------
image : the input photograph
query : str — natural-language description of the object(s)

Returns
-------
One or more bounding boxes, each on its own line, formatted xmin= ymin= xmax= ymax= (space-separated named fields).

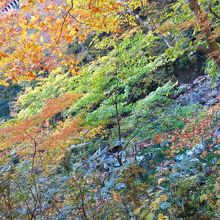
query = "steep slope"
xmin=0 ymin=0 xmax=220 ymax=219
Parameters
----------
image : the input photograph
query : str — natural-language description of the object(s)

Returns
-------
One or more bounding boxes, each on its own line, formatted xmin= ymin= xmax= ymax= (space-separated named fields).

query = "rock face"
xmin=0 ymin=86 xmax=20 ymax=121
xmin=176 ymin=75 xmax=220 ymax=106
xmin=174 ymin=53 xmax=206 ymax=84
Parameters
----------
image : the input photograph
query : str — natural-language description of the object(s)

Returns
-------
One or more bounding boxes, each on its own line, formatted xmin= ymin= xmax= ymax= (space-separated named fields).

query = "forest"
xmin=0 ymin=0 xmax=220 ymax=219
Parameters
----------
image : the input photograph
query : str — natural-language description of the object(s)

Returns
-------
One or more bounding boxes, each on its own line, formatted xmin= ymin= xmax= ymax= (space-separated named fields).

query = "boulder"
xmin=176 ymin=75 xmax=220 ymax=106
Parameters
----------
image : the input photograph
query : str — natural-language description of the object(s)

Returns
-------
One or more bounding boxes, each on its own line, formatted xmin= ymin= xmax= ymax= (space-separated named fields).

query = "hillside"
xmin=0 ymin=0 xmax=220 ymax=219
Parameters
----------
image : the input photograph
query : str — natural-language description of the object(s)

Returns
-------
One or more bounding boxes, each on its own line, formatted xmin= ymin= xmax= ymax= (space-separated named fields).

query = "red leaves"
xmin=138 ymin=141 xmax=153 ymax=149
xmin=0 ymin=93 xmax=83 ymax=166
xmin=157 ymin=103 xmax=220 ymax=157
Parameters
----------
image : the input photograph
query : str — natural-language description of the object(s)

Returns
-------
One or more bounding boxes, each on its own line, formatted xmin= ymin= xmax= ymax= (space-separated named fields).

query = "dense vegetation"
xmin=0 ymin=0 xmax=220 ymax=219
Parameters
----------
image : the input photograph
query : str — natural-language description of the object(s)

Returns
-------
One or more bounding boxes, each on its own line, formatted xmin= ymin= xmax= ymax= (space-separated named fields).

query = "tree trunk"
xmin=188 ymin=0 xmax=220 ymax=66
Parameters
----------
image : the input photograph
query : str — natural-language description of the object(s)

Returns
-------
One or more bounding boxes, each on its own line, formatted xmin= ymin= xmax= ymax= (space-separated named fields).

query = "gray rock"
xmin=205 ymin=98 xmax=219 ymax=106
xmin=186 ymin=150 xmax=194 ymax=157
xmin=115 ymin=183 xmax=126 ymax=190
xmin=170 ymin=172 xmax=184 ymax=179
xmin=103 ymin=163 xmax=110 ymax=171
xmin=179 ymin=83 xmax=190 ymax=92
xmin=113 ymin=160 xmax=121 ymax=167
xmin=202 ymin=163 xmax=210 ymax=173
xmin=175 ymin=154 xmax=184 ymax=162
xmin=192 ymin=144 xmax=205 ymax=155
xmin=159 ymin=202 xmax=171 ymax=210
xmin=136 ymin=155 xmax=144 ymax=162
xmin=176 ymin=75 xmax=220 ymax=106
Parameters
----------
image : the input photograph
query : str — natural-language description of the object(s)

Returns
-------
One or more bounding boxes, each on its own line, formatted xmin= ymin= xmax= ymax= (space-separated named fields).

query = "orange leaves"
xmin=0 ymin=0 xmax=123 ymax=83
xmin=0 ymin=52 xmax=8 ymax=59
xmin=0 ymin=1 xmax=62 ymax=82
xmin=112 ymin=191 xmax=122 ymax=202
xmin=159 ymin=194 xmax=168 ymax=202
xmin=90 ymin=6 xmax=103 ymax=13
xmin=43 ymin=116 xmax=84 ymax=149
xmin=154 ymin=133 xmax=167 ymax=144
xmin=162 ymin=103 xmax=220 ymax=157
xmin=41 ymin=93 xmax=81 ymax=119
xmin=0 ymin=93 xmax=83 ymax=167
xmin=0 ymin=0 xmax=11 ymax=8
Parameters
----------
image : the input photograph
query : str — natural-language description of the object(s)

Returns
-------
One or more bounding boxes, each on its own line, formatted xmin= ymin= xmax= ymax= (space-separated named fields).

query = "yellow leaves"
xmin=66 ymin=0 xmax=74 ymax=5
xmin=87 ymin=125 xmax=104 ymax=137
xmin=68 ymin=26 xmax=78 ymax=37
xmin=214 ymin=180 xmax=220 ymax=193
xmin=111 ymin=191 xmax=122 ymax=202
xmin=134 ymin=207 xmax=154 ymax=220
xmin=40 ymin=36 xmax=44 ymax=43
xmin=0 ymin=56 xmax=11 ymax=66
xmin=158 ymin=213 xmax=169 ymax=220
xmin=122 ymin=14 xmax=137 ymax=27
xmin=134 ymin=208 xmax=141 ymax=215
xmin=0 ymin=79 xmax=9 ymax=86
xmin=151 ymin=200 xmax=159 ymax=211
xmin=30 ymin=16 xmax=38 ymax=23
xmin=214 ymin=150 xmax=220 ymax=155
xmin=199 ymin=194 xmax=207 ymax=202
xmin=159 ymin=194 xmax=168 ymax=202
xmin=145 ymin=212 xmax=154 ymax=220
xmin=58 ymin=53 xmax=63 ymax=58
xmin=20 ymin=4 xmax=32 ymax=12
xmin=20 ymin=0 xmax=36 ymax=13
xmin=134 ymin=208 xmax=154 ymax=220
xmin=70 ymin=67 xmax=79 ymax=75
xmin=122 ymin=0 xmax=146 ymax=12
xmin=46 ymin=4 xmax=54 ymax=10
xmin=217 ymin=199 xmax=220 ymax=211
xmin=0 ymin=0 xmax=123 ymax=82
xmin=150 ymin=194 xmax=168 ymax=211
xmin=158 ymin=178 xmax=166 ymax=185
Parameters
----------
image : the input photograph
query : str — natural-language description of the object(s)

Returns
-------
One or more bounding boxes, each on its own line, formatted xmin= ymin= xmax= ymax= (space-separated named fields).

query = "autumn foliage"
xmin=154 ymin=101 xmax=220 ymax=157
xmin=0 ymin=0 xmax=122 ymax=83
xmin=0 ymin=0 xmax=220 ymax=218
xmin=0 ymin=93 xmax=85 ymax=171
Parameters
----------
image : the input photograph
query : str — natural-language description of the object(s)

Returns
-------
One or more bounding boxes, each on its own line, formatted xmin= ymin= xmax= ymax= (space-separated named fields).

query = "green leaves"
xmin=205 ymin=59 xmax=219 ymax=85
xmin=134 ymin=208 xmax=154 ymax=220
